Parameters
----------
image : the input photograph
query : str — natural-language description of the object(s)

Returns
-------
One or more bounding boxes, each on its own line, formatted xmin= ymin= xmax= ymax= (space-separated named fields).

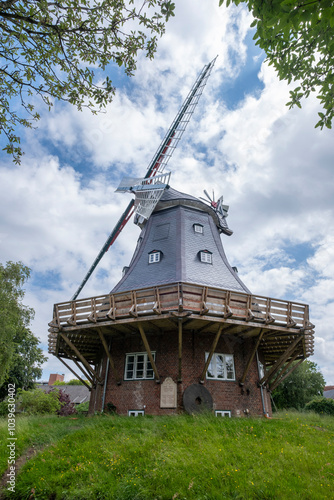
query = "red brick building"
xmin=49 ymin=187 xmax=314 ymax=417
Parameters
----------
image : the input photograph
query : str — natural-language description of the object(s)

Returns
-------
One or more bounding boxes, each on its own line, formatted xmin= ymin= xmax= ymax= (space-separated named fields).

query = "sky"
xmin=1 ymin=0 xmax=333 ymax=385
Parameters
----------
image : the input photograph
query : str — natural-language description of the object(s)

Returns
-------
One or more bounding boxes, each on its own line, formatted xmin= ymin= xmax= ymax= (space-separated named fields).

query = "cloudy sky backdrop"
xmin=1 ymin=0 xmax=333 ymax=384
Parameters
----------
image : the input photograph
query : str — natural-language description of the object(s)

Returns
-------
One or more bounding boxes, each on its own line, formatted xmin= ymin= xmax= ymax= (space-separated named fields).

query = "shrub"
xmin=56 ymin=389 xmax=76 ymax=416
xmin=67 ymin=379 xmax=85 ymax=385
xmin=76 ymin=401 xmax=89 ymax=414
xmin=106 ymin=402 xmax=116 ymax=414
xmin=0 ymin=397 xmax=11 ymax=417
xmin=305 ymin=397 xmax=334 ymax=416
xmin=53 ymin=380 xmax=66 ymax=386
xmin=19 ymin=389 xmax=60 ymax=415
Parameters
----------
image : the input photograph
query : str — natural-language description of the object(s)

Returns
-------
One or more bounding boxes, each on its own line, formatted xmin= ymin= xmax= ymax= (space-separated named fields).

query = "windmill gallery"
xmin=48 ymin=61 xmax=315 ymax=417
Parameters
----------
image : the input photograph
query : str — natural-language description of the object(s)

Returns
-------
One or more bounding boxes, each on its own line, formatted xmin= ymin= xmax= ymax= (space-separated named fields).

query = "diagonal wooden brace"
xmin=63 ymin=347 xmax=94 ymax=384
xmin=269 ymin=356 xmax=304 ymax=392
xmin=200 ymin=324 xmax=224 ymax=383
xmin=60 ymin=332 xmax=103 ymax=384
xmin=239 ymin=329 xmax=264 ymax=386
xmin=138 ymin=324 xmax=160 ymax=382
xmin=259 ymin=335 xmax=303 ymax=386
xmin=97 ymin=328 xmax=121 ymax=385
xmin=57 ymin=356 xmax=91 ymax=390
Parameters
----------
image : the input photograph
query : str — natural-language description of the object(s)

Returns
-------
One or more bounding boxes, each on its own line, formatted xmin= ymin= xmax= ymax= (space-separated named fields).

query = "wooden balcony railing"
xmin=49 ymin=282 xmax=314 ymax=332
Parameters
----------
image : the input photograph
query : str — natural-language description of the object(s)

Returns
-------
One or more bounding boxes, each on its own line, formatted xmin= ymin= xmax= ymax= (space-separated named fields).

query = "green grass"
xmin=1 ymin=412 xmax=333 ymax=499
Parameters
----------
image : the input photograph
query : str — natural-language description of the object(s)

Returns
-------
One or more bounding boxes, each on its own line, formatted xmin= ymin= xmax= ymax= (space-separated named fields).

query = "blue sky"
xmin=1 ymin=0 xmax=333 ymax=385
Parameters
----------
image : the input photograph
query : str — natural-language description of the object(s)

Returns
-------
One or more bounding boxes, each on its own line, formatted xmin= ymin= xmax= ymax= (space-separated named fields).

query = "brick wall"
xmin=89 ymin=329 xmax=272 ymax=417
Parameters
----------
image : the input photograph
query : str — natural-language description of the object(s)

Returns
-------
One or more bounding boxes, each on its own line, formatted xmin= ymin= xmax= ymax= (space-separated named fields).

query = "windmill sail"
xmin=71 ymin=58 xmax=217 ymax=300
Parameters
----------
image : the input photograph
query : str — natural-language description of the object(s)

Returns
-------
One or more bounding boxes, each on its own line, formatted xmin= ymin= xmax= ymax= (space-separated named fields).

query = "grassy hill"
xmin=0 ymin=411 xmax=333 ymax=499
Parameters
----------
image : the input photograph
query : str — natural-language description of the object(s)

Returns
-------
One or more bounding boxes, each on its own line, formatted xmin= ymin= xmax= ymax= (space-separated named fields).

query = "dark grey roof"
xmin=112 ymin=188 xmax=250 ymax=294
xmin=37 ymin=385 xmax=90 ymax=404
xmin=324 ymin=389 xmax=334 ymax=399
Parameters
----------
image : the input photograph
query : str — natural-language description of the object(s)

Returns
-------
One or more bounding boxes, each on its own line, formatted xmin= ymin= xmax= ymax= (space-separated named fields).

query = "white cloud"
xmin=1 ymin=0 xmax=334 ymax=385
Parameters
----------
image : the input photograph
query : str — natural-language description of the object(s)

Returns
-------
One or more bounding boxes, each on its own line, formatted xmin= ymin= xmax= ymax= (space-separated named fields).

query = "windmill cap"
xmin=154 ymin=187 xmax=233 ymax=235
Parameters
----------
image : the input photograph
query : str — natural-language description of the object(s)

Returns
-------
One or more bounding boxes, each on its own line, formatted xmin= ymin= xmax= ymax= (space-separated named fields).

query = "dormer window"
xmin=194 ymin=224 xmax=203 ymax=234
xmin=148 ymin=251 xmax=161 ymax=264
xmin=199 ymin=250 xmax=212 ymax=264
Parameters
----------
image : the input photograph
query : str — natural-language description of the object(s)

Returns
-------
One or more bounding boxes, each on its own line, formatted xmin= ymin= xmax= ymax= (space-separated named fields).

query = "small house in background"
xmin=37 ymin=380 xmax=90 ymax=406
xmin=324 ymin=386 xmax=334 ymax=400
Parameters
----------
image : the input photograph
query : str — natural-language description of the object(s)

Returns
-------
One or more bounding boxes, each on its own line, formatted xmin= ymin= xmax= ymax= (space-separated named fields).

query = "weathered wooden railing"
xmin=49 ymin=282 xmax=314 ymax=332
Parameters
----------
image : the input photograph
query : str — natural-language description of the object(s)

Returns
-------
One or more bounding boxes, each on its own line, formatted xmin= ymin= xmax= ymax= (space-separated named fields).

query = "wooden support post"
xmin=259 ymin=335 xmax=303 ymax=386
xmin=138 ymin=324 xmax=160 ymax=382
xmin=57 ymin=356 xmax=91 ymax=390
xmin=63 ymin=347 xmax=94 ymax=385
xmin=200 ymin=324 xmax=224 ymax=383
xmin=178 ymin=319 xmax=182 ymax=382
xmin=60 ymin=332 xmax=103 ymax=383
xmin=239 ymin=329 xmax=264 ymax=386
xmin=97 ymin=328 xmax=121 ymax=385
xmin=270 ymin=357 xmax=304 ymax=392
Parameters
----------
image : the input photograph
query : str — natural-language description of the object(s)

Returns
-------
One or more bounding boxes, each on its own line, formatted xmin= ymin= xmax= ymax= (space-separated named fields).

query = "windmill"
xmin=49 ymin=61 xmax=315 ymax=418
xmin=71 ymin=57 xmax=217 ymax=300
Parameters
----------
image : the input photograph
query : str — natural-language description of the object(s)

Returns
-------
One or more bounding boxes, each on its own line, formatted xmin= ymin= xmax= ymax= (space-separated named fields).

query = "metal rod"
xmin=71 ymin=58 xmax=217 ymax=300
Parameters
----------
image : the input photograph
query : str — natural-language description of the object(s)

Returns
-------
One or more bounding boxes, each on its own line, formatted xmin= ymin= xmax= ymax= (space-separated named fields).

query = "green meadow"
xmin=0 ymin=411 xmax=333 ymax=499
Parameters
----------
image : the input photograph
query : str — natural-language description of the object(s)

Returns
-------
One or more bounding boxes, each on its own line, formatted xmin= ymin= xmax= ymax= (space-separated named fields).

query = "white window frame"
xmin=148 ymin=251 xmax=161 ymax=264
xmin=200 ymin=251 xmax=212 ymax=264
xmin=124 ymin=352 xmax=156 ymax=380
xmin=128 ymin=410 xmax=145 ymax=417
xmin=205 ymin=352 xmax=236 ymax=381
xmin=215 ymin=410 xmax=231 ymax=418
xmin=194 ymin=224 xmax=203 ymax=234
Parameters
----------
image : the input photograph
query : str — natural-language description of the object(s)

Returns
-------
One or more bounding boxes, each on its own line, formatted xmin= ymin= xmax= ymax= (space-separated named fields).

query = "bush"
xmin=56 ymin=389 xmax=76 ymax=416
xmin=305 ymin=397 xmax=334 ymax=416
xmin=76 ymin=401 xmax=89 ymax=414
xmin=0 ymin=397 xmax=11 ymax=417
xmin=67 ymin=379 xmax=85 ymax=385
xmin=19 ymin=389 xmax=60 ymax=415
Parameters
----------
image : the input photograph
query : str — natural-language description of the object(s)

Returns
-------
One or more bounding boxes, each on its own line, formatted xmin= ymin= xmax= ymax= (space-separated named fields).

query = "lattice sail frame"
xmin=116 ymin=172 xmax=171 ymax=221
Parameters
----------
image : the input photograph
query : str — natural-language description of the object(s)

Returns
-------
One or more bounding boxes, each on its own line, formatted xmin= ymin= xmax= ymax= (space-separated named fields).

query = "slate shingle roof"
xmin=112 ymin=187 xmax=250 ymax=294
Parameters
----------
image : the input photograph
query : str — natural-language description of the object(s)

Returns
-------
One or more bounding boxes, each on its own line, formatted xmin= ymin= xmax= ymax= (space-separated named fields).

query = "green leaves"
xmin=0 ymin=262 xmax=34 ymax=387
xmin=0 ymin=0 xmax=175 ymax=162
xmin=220 ymin=0 xmax=334 ymax=129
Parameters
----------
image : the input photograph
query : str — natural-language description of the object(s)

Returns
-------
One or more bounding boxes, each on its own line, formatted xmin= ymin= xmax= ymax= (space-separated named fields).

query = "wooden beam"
xmin=57 ymin=356 xmax=91 ymax=390
xmin=97 ymin=328 xmax=121 ymax=385
xmin=178 ymin=319 xmax=182 ymax=382
xmin=259 ymin=335 xmax=303 ymax=386
xmin=137 ymin=324 xmax=160 ymax=382
xmin=63 ymin=347 xmax=94 ymax=384
xmin=60 ymin=332 xmax=103 ymax=383
xmin=239 ymin=329 xmax=264 ymax=386
xmin=270 ymin=357 xmax=304 ymax=392
xmin=200 ymin=324 xmax=224 ymax=383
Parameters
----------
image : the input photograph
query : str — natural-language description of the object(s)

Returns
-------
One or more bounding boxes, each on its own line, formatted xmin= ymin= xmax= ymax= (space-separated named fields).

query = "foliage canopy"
xmin=272 ymin=360 xmax=325 ymax=410
xmin=0 ymin=0 xmax=175 ymax=162
xmin=0 ymin=261 xmax=46 ymax=395
xmin=220 ymin=0 xmax=334 ymax=129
